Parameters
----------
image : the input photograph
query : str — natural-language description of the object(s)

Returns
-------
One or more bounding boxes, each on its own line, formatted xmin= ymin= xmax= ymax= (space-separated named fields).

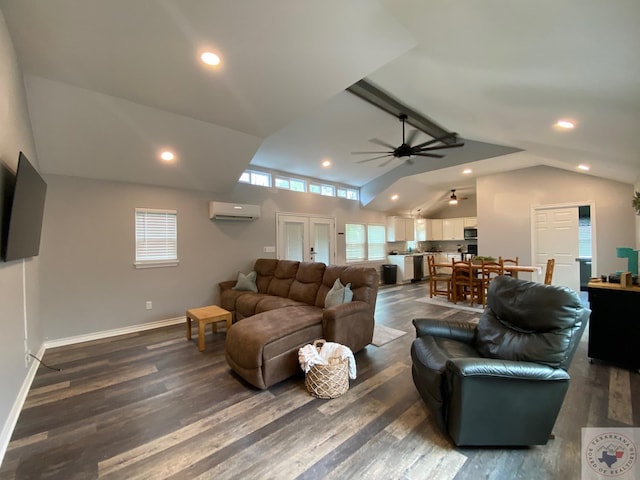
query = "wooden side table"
xmin=186 ymin=305 xmax=232 ymax=352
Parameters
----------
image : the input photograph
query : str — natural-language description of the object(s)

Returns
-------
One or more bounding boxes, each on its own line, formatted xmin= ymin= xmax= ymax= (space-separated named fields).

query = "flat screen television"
xmin=2 ymin=152 xmax=47 ymax=262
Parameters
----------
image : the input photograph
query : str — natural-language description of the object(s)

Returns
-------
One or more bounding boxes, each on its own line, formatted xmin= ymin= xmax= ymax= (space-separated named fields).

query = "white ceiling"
xmin=2 ymin=0 xmax=639 ymax=215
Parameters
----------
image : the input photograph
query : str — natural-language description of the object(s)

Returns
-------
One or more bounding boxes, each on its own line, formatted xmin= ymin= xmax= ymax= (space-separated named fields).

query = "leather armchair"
xmin=411 ymin=275 xmax=590 ymax=446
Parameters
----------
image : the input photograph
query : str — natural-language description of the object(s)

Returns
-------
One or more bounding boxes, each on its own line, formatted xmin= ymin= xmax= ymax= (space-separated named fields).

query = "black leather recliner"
xmin=411 ymin=275 xmax=590 ymax=446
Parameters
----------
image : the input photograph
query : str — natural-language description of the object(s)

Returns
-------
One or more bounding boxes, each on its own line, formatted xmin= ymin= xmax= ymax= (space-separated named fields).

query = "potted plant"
xmin=633 ymin=191 xmax=640 ymax=215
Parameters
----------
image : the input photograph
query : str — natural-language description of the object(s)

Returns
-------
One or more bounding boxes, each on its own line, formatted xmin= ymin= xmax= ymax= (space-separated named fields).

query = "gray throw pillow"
xmin=324 ymin=278 xmax=353 ymax=308
xmin=232 ymin=271 xmax=258 ymax=292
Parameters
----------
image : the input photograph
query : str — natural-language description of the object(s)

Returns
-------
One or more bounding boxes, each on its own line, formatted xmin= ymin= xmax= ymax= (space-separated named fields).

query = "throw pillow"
xmin=232 ymin=271 xmax=258 ymax=292
xmin=324 ymin=278 xmax=353 ymax=308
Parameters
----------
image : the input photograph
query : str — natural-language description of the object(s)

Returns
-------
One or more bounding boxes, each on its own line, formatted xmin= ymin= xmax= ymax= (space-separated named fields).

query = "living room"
xmin=1 ymin=2 xmax=639 ymax=478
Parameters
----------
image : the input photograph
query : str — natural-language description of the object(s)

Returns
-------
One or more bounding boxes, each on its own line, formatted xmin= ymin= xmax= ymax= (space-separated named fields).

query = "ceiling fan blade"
xmin=356 ymin=154 xmax=394 ymax=164
xmin=413 ymin=152 xmax=445 ymax=158
xmin=412 ymin=132 xmax=458 ymax=150
xmin=405 ymin=129 xmax=419 ymax=146
xmin=417 ymin=142 xmax=465 ymax=152
xmin=351 ymin=151 xmax=391 ymax=155
xmin=369 ymin=138 xmax=397 ymax=150
xmin=379 ymin=157 xmax=396 ymax=167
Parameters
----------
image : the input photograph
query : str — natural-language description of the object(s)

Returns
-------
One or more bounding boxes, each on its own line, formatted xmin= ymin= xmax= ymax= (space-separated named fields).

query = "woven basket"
xmin=304 ymin=339 xmax=349 ymax=399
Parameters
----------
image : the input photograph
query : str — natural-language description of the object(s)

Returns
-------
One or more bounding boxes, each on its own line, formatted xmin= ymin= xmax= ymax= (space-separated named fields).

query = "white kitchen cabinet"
xmin=386 ymin=217 xmax=415 ymax=242
xmin=405 ymin=218 xmax=415 ymax=241
xmin=426 ymin=219 xmax=443 ymax=240
xmin=386 ymin=255 xmax=414 ymax=283
xmin=442 ymin=217 xmax=464 ymax=240
xmin=404 ymin=256 xmax=415 ymax=281
xmin=463 ymin=217 xmax=477 ymax=228
xmin=415 ymin=220 xmax=427 ymax=241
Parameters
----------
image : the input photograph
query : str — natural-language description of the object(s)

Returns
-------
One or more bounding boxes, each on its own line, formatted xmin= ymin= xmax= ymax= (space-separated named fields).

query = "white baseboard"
xmin=0 ymin=342 xmax=46 ymax=465
xmin=43 ymin=316 xmax=185 ymax=349
xmin=0 ymin=316 xmax=185 ymax=465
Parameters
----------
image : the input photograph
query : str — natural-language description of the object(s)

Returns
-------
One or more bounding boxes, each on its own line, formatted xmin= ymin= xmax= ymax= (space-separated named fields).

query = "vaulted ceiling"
xmin=2 ymin=0 xmax=639 ymax=216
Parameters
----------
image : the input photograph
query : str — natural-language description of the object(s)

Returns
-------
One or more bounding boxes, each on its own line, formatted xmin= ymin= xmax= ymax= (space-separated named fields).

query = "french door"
xmin=276 ymin=213 xmax=336 ymax=264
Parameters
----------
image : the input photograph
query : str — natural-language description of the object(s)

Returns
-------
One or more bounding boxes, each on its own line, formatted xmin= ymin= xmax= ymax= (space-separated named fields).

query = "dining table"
xmin=433 ymin=262 xmax=542 ymax=277
xmin=432 ymin=260 xmax=542 ymax=306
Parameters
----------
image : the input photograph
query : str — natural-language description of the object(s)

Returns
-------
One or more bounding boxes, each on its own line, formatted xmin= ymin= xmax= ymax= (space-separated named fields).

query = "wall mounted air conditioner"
xmin=209 ymin=201 xmax=261 ymax=221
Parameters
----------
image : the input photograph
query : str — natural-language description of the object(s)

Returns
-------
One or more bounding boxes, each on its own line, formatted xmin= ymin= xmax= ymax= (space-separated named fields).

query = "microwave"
xmin=464 ymin=227 xmax=477 ymax=239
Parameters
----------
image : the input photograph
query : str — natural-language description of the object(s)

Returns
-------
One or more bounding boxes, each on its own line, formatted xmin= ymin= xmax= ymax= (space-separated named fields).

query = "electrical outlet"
xmin=146 ymin=301 xmax=152 ymax=310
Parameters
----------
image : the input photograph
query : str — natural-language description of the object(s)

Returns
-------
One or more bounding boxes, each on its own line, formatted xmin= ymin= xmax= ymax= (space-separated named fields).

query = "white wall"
xmin=635 ymin=181 xmax=640 ymax=250
xmin=477 ymin=166 xmax=636 ymax=276
xmin=0 ymin=8 xmax=42 ymax=455
xmin=39 ymin=175 xmax=386 ymax=340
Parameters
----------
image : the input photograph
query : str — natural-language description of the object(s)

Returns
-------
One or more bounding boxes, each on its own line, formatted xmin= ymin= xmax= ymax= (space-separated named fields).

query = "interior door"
xmin=532 ymin=206 xmax=581 ymax=291
xmin=277 ymin=214 xmax=335 ymax=264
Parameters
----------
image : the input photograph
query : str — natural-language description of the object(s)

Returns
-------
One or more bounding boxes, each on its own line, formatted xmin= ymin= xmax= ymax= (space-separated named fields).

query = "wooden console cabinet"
xmin=587 ymin=280 xmax=640 ymax=370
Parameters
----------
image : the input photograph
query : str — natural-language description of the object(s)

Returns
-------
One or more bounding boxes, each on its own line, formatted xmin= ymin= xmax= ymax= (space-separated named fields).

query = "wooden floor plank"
xmin=1 ymin=281 xmax=638 ymax=480
xmin=608 ymin=367 xmax=633 ymax=425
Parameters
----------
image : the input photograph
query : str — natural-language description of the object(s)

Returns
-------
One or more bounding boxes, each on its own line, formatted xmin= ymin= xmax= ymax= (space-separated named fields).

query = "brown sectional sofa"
xmin=220 ymin=258 xmax=379 ymax=389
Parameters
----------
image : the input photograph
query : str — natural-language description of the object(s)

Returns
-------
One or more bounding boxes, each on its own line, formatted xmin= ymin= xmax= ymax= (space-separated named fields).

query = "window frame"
xmin=134 ymin=208 xmax=179 ymax=269
xmin=345 ymin=222 xmax=385 ymax=263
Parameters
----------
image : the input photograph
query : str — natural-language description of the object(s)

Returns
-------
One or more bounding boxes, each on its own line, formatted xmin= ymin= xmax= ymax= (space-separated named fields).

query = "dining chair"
xmin=427 ymin=255 xmax=451 ymax=301
xmin=544 ymin=258 xmax=555 ymax=285
xmin=451 ymin=260 xmax=483 ymax=307
xmin=480 ymin=258 xmax=504 ymax=307
xmin=499 ymin=256 xmax=519 ymax=278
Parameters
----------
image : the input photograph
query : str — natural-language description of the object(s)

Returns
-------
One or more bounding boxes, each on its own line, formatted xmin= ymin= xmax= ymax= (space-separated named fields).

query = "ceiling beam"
xmin=347 ymin=79 xmax=456 ymax=144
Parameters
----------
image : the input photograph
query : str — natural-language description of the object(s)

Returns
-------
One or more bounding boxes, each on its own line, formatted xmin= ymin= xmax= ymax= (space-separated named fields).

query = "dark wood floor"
xmin=1 ymin=282 xmax=638 ymax=479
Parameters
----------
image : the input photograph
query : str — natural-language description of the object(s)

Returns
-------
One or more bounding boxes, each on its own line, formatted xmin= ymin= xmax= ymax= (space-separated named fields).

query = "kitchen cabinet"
xmin=386 ymin=217 xmax=415 ymax=242
xmin=463 ymin=217 xmax=477 ymax=228
xmin=426 ymin=219 xmax=443 ymax=240
xmin=442 ymin=218 xmax=464 ymax=240
xmin=415 ymin=220 xmax=427 ymax=241
xmin=426 ymin=217 xmax=476 ymax=240
xmin=386 ymin=255 xmax=415 ymax=283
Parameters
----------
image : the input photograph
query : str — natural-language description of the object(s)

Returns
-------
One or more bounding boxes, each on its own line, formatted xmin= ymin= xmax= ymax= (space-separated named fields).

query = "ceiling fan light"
xmin=449 ymin=198 xmax=458 ymax=205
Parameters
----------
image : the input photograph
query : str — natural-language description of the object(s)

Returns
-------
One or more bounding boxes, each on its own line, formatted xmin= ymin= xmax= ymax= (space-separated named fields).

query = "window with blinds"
xmin=134 ymin=208 xmax=179 ymax=268
xmin=346 ymin=223 xmax=385 ymax=262
xmin=345 ymin=224 xmax=366 ymax=262
xmin=367 ymin=225 xmax=386 ymax=260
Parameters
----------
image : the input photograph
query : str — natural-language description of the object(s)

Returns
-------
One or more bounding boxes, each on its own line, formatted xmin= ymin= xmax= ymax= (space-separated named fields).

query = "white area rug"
xmin=416 ymin=296 xmax=484 ymax=313
xmin=372 ymin=324 xmax=408 ymax=347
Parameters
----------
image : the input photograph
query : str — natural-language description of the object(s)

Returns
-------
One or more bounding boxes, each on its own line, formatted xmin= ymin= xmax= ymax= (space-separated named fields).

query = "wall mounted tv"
xmin=2 ymin=152 xmax=47 ymax=262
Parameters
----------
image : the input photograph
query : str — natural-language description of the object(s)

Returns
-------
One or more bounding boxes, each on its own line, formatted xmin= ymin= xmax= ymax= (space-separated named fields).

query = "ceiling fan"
xmin=448 ymin=189 xmax=469 ymax=205
xmin=352 ymin=114 xmax=464 ymax=167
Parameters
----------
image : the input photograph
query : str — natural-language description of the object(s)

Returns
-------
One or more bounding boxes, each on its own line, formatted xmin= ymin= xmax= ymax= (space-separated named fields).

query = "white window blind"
xmin=367 ymin=225 xmax=386 ymax=260
xmin=135 ymin=208 xmax=178 ymax=268
xmin=346 ymin=224 xmax=366 ymax=262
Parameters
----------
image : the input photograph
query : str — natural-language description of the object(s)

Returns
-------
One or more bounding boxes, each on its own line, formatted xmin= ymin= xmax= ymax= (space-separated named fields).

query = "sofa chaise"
xmin=220 ymin=258 xmax=379 ymax=389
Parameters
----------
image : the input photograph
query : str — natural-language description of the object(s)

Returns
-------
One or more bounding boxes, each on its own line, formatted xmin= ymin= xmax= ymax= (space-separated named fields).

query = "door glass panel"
xmin=284 ymin=222 xmax=304 ymax=261
xmin=313 ymin=223 xmax=330 ymax=264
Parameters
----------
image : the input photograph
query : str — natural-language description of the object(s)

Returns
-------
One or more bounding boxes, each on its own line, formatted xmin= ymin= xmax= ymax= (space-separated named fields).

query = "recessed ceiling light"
xmin=578 ymin=164 xmax=590 ymax=171
xmin=555 ymin=120 xmax=575 ymax=129
xmin=322 ymin=160 xmax=331 ymax=167
xmin=391 ymin=194 xmax=398 ymax=201
xmin=160 ymin=151 xmax=175 ymax=162
xmin=462 ymin=169 xmax=472 ymax=174
xmin=200 ymin=51 xmax=221 ymax=66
